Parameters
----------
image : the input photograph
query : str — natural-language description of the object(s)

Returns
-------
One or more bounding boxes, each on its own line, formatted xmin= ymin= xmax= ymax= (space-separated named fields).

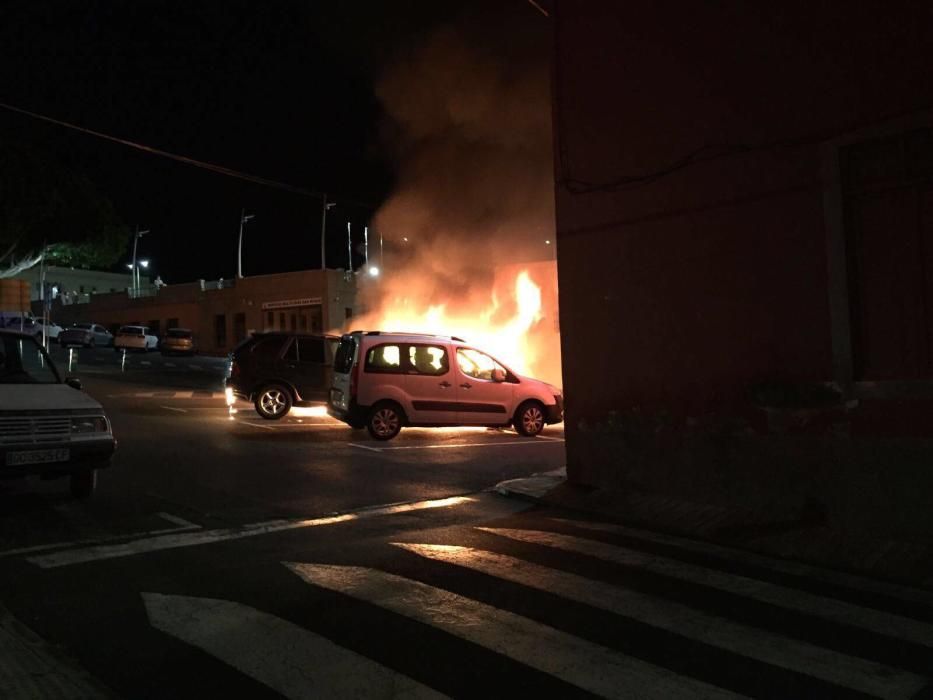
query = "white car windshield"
xmin=0 ymin=335 xmax=59 ymax=384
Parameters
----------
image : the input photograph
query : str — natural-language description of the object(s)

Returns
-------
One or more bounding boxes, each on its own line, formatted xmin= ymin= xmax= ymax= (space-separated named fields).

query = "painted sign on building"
xmin=261 ymin=297 xmax=322 ymax=310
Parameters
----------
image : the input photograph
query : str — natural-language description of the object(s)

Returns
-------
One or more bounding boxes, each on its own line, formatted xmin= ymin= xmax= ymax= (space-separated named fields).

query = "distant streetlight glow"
xmin=545 ymin=240 xmax=551 ymax=245
xmin=368 ymin=266 xmax=380 ymax=277
xmin=139 ymin=259 xmax=150 ymax=268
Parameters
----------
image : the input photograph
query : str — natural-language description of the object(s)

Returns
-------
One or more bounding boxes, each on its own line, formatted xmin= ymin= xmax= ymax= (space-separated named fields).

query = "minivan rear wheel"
xmin=367 ymin=402 xmax=404 ymax=440
xmin=255 ymin=384 xmax=292 ymax=420
xmin=514 ymin=400 xmax=546 ymax=437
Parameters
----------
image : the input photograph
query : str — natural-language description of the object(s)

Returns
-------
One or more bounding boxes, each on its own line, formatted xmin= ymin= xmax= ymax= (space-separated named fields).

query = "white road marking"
xmin=241 ymin=421 xmax=337 ymax=430
xmin=160 ymin=405 xmax=187 ymax=413
xmin=354 ymin=439 xmax=564 ymax=452
xmin=156 ymin=512 xmax=199 ymax=528
xmin=27 ymin=496 xmax=474 ymax=568
xmin=164 ymin=362 xmax=176 ymax=367
xmin=144 ymin=593 xmax=444 ymax=699
xmin=0 ymin=512 xmax=201 ymax=558
xmin=172 ymin=391 xmax=194 ymax=398
xmin=349 ymin=442 xmax=382 ymax=452
xmin=187 ymin=364 xmax=200 ymax=370
xmin=140 ymin=360 xmax=151 ymax=366
xmin=241 ymin=421 xmax=274 ymax=430
xmin=551 ymin=518 xmax=933 ymax=608
xmin=286 ymin=563 xmax=742 ymax=700
xmin=480 ymin=528 xmax=933 ymax=649
xmin=395 ymin=543 xmax=926 ymax=698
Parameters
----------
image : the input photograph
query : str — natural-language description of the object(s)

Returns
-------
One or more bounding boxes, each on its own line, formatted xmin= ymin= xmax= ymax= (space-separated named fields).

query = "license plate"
xmin=6 ymin=448 xmax=70 ymax=467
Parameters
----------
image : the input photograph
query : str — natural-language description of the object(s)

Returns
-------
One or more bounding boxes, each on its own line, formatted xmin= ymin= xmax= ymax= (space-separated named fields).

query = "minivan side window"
xmin=365 ymin=344 xmax=402 ymax=373
xmin=408 ymin=345 xmax=449 ymax=376
xmin=457 ymin=348 xmax=507 ymax=381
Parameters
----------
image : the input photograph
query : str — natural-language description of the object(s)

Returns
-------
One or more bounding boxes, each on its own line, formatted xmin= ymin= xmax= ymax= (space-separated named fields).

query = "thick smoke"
xmin=351 ymin=9 xmax=559 ymax=384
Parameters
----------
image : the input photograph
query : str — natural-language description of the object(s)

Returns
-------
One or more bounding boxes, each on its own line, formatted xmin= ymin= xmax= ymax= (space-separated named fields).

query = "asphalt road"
xmin=1 ymin=347 xmax=932 ymax=698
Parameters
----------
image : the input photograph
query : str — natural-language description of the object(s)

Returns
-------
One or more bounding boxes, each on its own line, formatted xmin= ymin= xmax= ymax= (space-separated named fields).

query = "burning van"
xmin=328 ymin=331 xmax=563 ymax=440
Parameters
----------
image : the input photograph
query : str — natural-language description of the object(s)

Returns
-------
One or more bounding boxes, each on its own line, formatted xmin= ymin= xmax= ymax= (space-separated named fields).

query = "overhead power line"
xmin=0 ymin=100 xmax=371 ymax=206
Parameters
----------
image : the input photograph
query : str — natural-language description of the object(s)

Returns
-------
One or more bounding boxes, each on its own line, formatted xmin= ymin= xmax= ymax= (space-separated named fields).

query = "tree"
xmin=0 ymin=138 xmax=126 ymax=277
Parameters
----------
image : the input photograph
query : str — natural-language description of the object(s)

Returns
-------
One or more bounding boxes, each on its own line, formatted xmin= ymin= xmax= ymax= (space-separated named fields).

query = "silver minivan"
xmin=328 ymin=331 xmax=564 ymax=440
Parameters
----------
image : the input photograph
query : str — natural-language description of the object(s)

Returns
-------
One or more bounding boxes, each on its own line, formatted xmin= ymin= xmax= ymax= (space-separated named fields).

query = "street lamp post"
xmin=237 ymin=209 xmax=254 ymax=278
xmin=131 ymin=226 xmax=150 ymax=295
xmin=320 ymin=195 xmax=336 ymax=270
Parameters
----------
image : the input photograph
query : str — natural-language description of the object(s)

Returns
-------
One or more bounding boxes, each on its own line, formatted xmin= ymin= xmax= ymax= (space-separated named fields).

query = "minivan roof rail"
xmin=351 ymin=330 xmax=466 ymax=342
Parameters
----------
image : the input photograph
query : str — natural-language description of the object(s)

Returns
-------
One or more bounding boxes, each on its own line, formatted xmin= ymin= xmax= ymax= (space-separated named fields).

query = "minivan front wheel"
xmin=367 ymin=402 xmax=404 ymax=440
xmin=255 ymin=385 xmax=292 ymax=420
xmin=514 ymin=401 xmax=546 ymax=437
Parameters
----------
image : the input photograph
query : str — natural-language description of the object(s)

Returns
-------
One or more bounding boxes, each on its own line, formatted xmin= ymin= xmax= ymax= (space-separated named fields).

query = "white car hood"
xmin=0 ymin=384 xmax=104 ymax=411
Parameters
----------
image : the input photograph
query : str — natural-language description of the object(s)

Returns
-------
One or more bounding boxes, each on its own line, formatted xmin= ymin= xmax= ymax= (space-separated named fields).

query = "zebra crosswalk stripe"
xmin=144 ymin=593 xmax=446 ymax=699
xmin=285 ymin=562 xmax=744 ymax=700
xmin=550 ymin=518 xmax=933 ymax=608
xmin=478 ymin=528 xmax=933 ymax=649
xmin=393 ymin=543 xmax=927 ymax=699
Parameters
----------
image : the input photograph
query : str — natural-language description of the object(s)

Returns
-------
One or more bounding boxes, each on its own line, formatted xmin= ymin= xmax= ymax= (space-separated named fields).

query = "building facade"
xmin=41 ymin=269 xmax=358 ymax=354
xmin=16 ymin=265 xmax=148 ymax=302
xmin=552 ymin=2 xmax=933 ymax=537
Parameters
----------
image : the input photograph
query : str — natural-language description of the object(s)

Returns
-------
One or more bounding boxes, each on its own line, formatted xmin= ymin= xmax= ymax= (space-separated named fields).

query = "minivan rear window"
xmin=334 ymin=336 xmax=356 ymax=374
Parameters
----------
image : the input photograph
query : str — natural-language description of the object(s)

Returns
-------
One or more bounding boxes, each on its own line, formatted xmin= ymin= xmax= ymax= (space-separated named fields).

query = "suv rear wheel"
xmin=255 ymin=384 xmax=292 ymax=420
xmin=514 ymin=400 xmax=546 ymax=437
xmin=367 ymin=402 xmax=404 ymax=440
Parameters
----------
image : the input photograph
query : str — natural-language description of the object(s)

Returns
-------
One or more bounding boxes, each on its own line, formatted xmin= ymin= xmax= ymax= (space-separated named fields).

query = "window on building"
xmin=345 ymin=307 xmax=353 ymax=321
xmin=234 ymin=312 xmax=247 ymax=343
xmin=267 ymin=311 xmax=274 ymax=329
xmin=299 ymin=314 xmax=307 ymax=331
xmin=167 ymin=318 xmax=179 ymax=330
xmin=841 ymin=126 xmax=933 ymax=380
xmin=279 ymin=312 xmax=286 ymax=330
xmin=148 ymin=320 xmax=160 ymax=337
xmin=214 ymin=314 xmax=227 ymax=348
xmin=290 ymin=314 xmax=297 ymax=332
xmin=408 ymin=345 xmax=449 ymax=376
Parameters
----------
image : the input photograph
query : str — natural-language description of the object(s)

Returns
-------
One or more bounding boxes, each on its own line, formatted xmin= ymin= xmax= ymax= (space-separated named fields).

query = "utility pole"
xmin=237 ymin=209 xmax=254 ymax=278
xmin=346 ymin=221 xmax=353 ymax=273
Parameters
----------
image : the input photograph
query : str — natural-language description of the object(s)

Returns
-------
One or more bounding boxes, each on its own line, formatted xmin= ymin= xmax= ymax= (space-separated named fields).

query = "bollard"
xmin=68 ymin=347 xmax=74 ymax=372
xmin=120 ymin=348 xmax=127 ymax=372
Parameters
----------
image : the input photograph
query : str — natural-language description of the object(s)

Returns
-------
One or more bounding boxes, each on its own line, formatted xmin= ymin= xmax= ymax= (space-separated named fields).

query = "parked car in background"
xmin=329 ymin=331 xmax=564 ymax=440
xmin=35 ymin=319 xmax=63 ymax=340
xmin=1 ymin=315 xmax=40 ymax=337
xmin=0 ymin=329 xmax=115 ymax=498
xmin=59 ymin=323 xmax=113 ymax=348
xmin=160 ymin=328 xmax=197 ymax=356
xmin=114 ymin=325 xmax=159 ymax=352
xmin=226 ymin=332 xmax=338 ymax=419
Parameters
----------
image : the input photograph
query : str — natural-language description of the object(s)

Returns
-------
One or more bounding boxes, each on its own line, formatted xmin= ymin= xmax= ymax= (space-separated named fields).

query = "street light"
xmin=320 ymin=196 xmax=336 ymax=270
xmin=130 ymin=226 xmax=150 ymax=295
xmin=368 ymin=266 xmax=380 ymax=277
xmin=237 ymin=209 xmax=254 ymax=278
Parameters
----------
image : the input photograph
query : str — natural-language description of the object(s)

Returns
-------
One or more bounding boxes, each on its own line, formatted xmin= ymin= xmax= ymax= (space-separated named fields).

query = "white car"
xmin=0 ymin=330 xmax=115 ymax=498
xmin=328 ymin=331 xmax=564 ymax=440
xmin=114 ymin=325 xmax=159 ymax=352
xmin=35 ymin=319 xmax=63 ymax=340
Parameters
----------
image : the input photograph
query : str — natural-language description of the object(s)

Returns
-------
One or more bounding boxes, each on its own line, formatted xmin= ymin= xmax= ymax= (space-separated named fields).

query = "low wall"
xmin=567 ymin=408 xmax=933 ymax=541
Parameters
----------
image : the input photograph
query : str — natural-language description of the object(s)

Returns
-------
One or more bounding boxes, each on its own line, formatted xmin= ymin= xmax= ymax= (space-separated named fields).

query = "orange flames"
xmin=349 ymin=263 xmax=562 ymax=387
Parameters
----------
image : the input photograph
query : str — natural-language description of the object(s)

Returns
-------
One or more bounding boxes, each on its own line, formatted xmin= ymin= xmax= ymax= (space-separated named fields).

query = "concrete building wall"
xmin=16 ymin=265 xmax=148 ymax=300
xmin=553 ymin=1 xmax=933 ymax=536
xmin=43 ymin=269 xmax=358 ymax=354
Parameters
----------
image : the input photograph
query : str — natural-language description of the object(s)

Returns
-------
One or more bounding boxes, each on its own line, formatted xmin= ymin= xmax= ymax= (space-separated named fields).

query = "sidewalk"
xmin=496 ymin=468 xmax=933 ymax=590
xmin=0 ymin=604 xmax=112 ymax=699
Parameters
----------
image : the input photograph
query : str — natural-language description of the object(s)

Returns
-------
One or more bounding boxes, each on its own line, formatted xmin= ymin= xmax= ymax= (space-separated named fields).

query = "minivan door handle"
xmin=439 ymin=381 xmax=451 ymax=388
xmin=459 ymin=383 xmax=472 ymax=389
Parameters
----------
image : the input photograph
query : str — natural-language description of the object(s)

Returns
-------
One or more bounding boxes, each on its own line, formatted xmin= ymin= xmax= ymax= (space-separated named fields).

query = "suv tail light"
xmin=230 ymin=359 xmax=241 ymax=378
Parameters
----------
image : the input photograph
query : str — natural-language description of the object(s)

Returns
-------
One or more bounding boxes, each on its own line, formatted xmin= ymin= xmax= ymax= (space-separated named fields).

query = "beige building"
xmin=16 ymin=265 xmax=148 ymax=302
xmin=42 ymin=269 xmax=358 ymax=354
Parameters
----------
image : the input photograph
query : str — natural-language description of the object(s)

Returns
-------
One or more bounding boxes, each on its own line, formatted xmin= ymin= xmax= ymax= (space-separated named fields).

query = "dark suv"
xmin=226 ymin=333 xmax=338 ymax=419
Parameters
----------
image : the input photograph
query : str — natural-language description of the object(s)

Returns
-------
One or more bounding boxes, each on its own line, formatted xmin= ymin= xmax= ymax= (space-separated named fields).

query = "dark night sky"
xmin=0 ymin=1 xmax=477 ymax=282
